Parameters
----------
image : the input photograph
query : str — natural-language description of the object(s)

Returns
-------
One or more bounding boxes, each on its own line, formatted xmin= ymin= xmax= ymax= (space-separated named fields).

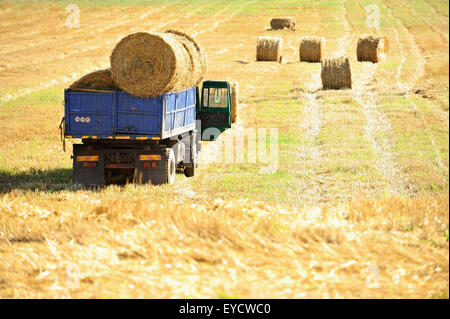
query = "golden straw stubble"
xmin=110 ymin=31 xmax=206 ymax=97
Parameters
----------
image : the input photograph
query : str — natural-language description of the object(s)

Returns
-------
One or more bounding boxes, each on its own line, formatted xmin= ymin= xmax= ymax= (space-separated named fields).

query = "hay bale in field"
xmin=256 ymin=36 xmax=282 ymax=62
xmin=69 ymin=69 xmax=117 ymax=91
xmin=321 ymin=56 xmax=352 ymax=90
xmin=231 ymin=81 xmax=239 ymax=124
xmin=299 ymin=36 xmax=324 ymax=62
xmin=356 ymin=35 xmax=389 ymax=63
xmin=270 ymin=17 xmax=295 ymax=30
xmin=110 ymin=31 xmax=206 ymax=97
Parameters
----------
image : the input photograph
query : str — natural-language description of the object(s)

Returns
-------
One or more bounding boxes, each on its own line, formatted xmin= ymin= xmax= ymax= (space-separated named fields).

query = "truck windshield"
xmin=203 ymin=88 xmax=228 ymax=108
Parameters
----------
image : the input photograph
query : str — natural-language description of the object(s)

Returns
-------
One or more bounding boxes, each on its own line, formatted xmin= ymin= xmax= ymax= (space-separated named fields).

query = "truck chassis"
xmin=73 ymin=131 xmax=199 ymax=186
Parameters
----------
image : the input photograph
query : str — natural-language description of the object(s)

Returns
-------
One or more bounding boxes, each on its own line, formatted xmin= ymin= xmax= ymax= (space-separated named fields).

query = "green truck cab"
xmin=198 ymin=80 xmax=231 ymax=140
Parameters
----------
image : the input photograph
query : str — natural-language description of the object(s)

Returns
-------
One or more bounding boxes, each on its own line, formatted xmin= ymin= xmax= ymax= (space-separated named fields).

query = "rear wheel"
xmin=152 ymin=148 xmax=176 ymax=185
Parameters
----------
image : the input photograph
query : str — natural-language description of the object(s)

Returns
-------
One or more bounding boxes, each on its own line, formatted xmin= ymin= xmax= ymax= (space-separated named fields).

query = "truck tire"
xmin=153 ymin=148 xmax=176 ymax=185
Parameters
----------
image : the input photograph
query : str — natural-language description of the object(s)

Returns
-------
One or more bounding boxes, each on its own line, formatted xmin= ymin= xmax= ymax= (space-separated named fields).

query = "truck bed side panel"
xmin=163 ymin=88 xmax=196 ymax=137
xmin=65 ymin=90 xmax=114 ymax=135
xmin=116 ymin=91 xmax=162 ymax=135
xmin=64 ymin=87 xmax=196 ymax=139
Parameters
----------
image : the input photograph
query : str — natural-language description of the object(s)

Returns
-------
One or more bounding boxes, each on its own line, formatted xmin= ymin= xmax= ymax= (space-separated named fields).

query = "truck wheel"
xmin=153 ymin=148 xmax=176 ymax=185
xmin=166 ymin=149 xmax=176 ymax=184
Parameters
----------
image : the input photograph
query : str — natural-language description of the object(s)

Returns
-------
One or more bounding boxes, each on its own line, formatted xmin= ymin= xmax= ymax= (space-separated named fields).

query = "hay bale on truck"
xmin=321 ymin=56 xmax=352 ymax=90
xmin=110 ymin=31 xmax=206 ymax=97
xmin=270 ymin=17 xmax=295 ymax=30
xmin=299 ymin=37 xmax=324 ymax=63
xmin=256 ymin=36 xmax=282 ymax=62
xmin=164 ymin=29 xmax=207 ymax=85
xmin=231 ymin=81 xmax=239 ymax=124
xmin=69 ymin=69 xmax=117 ymax=91
xmin=356 ymin=35 xmax=389 ymax=63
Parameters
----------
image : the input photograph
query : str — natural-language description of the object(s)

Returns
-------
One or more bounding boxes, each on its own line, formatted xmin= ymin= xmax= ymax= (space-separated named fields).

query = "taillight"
xmin=139 ymin=155 xmax=161 ymax=161
xmin=76 ymin=155 xmax=99 ymax=162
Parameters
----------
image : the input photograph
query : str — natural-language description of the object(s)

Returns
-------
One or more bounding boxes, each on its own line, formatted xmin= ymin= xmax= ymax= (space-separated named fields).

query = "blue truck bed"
xmin=64 ymin=87 xmax=197 ymax=140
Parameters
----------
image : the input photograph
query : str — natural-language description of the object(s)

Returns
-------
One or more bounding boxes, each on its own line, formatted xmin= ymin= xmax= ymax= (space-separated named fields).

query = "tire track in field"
xmin=422 ymin=0 xmax=449 ymax=18
xmin=332 ymin=1 xmax=352 ymax=57
xmin=353 ymin=63 xmax=408 ymax=196
xmin=348 ymin=0 xmax=409 ymax=196
xmin=185 ymin=2 xmax=216 ymax=19
xmin=193 ymin=0 xmax=259 ymax=37
xmin=396 ymin=0 xmax=448 ymax=42
xmin=382 ymin=1 xmax=446 ymax=183
xmin=393 ymin=27 xmax=447 ymax=172
xmin=292 ymin=90 xmax=325 ymax=207
xmin=420 ymin=0 xmax=450 ymax=25
xmin=186 ymin=3 xmax=232 ymax=33
xmin=383 ymin=1 xmax=426 ymax=84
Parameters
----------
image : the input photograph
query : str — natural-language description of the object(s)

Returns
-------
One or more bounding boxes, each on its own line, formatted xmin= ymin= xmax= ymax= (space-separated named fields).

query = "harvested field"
xmin=0 ymin=0 xmax=448 ymax=299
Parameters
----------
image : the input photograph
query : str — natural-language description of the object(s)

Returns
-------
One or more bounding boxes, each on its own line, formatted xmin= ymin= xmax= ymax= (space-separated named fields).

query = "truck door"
xmin=198 ymin=81 xmax=231 ymax=141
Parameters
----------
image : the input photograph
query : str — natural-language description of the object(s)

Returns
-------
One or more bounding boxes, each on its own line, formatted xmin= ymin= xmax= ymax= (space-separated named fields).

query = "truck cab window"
xmin=203 ymin=88 xmax=228 ymax=108
xmin=203 ymin=88 xmax=209 ymax=107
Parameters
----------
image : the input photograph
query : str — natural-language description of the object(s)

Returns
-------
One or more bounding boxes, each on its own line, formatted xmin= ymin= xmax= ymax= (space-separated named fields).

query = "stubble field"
xmin=0 ymin=0 xmax=448 ymax=298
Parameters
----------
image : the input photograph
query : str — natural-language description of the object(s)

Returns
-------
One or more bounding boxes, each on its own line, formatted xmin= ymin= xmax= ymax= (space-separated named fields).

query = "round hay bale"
xmin=270 ymin=17 xmax=295 ymax=30
xmin=321 ymin=56 xmax=352 ymax=90
xmin=164 ymin=29 xmax=207 ymax=85
xmin=231 ymin=81 xmax=239 ymax=124
xmin=110 ymin=31 xmax=206 ymax=97
xmin=356 ymin=35 xmax=389 ymax=63
xmin=256 ymin=36 xmax=282 ymax=62
xmin=69 ymin=69 xmax=117 ymax=91
xmin=299 ymin=36 xmax=324 ymax=63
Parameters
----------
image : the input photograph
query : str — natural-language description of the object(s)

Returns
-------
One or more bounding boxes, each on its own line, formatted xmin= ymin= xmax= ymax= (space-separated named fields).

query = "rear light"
xmin=139 ymin=155 xmax=161 ymax=161
xmin=76 ymin=155 xmax=99 ymax=162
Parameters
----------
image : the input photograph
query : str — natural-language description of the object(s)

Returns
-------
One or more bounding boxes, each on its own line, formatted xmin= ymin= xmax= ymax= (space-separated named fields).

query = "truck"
xmin=60 ymin=80 xmax=232 ymax=186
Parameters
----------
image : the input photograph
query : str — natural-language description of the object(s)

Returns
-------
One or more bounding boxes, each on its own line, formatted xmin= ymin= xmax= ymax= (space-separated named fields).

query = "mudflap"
xmin=73 ymin=145 xmax=105 ymax=186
